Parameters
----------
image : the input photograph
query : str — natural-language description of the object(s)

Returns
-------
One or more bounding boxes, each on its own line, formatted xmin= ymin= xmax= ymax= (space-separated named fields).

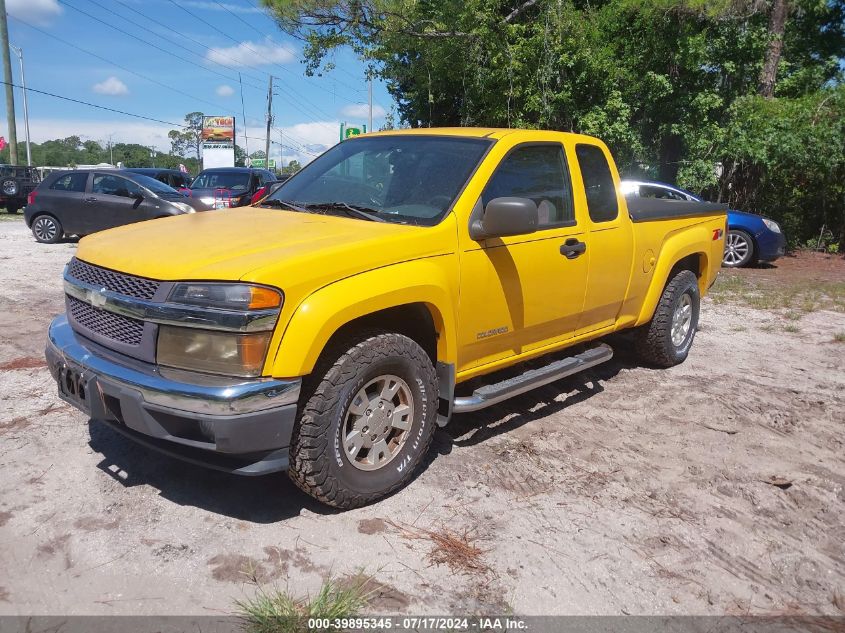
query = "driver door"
xmin=87 ymin=173 xmax=145 ymax=232
xmin=456 ymin=143 xmax=589 ymax=373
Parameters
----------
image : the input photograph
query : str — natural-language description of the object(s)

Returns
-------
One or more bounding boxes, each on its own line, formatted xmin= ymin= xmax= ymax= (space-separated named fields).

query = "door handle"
xmin=560 ymin=238 xmax=587 ymax=259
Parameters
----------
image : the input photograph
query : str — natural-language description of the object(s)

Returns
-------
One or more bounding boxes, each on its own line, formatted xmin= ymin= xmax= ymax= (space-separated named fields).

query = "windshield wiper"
xmin=261 ymin=198 xmax=310 ymax=213
xmin=307 ymin=201 xmax=387 ymax=223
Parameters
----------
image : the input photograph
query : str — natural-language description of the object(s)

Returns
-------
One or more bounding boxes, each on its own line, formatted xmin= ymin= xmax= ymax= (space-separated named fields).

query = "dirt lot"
xmin=1 ymin=217 xmax=843 ymax=617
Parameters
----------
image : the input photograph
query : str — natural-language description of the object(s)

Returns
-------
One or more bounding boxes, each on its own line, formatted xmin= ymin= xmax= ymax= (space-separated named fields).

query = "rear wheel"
xmin=5 ymin=202 xmax=21 ymax=214
xmin=32 ymin=215 xmax=63 ymax=244
xmin=288 ymin=331 xmax=438 ymax=509
xmin=723 ymin=229 xmax=754 ymax=267
xmin=635 ymin=270 xmax=700 ymax=367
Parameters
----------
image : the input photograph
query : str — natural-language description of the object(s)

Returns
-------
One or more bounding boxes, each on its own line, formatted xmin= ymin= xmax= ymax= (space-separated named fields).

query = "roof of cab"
xmin=360 ymin=126 xmax=603 ymax=143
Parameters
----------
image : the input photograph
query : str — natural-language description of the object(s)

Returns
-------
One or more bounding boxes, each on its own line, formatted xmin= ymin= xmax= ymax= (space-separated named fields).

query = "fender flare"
xmin=268 ymin=258 xmax=457 ymax=378
xmin=636 ymin=225 xmax=712 ymax=326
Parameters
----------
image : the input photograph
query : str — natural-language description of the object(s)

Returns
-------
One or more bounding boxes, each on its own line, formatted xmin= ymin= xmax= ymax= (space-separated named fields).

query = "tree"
xmin=282 ymin=159 xmax=301 ymax=174
xmin=234 ymin=144 xmax=247 ymax=167
xmin=168 ymin=112 xmax=204 ymax=160
xmin=263 ymin=0 xmax=845 ymax=245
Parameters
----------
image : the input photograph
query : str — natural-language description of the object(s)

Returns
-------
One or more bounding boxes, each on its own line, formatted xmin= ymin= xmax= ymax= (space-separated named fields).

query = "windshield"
xmin=128 ymin=173 xmax=180 ymax=196
xmin=265 ymin=135 xmax=493 ymax=225
xmin=191 ymin=171 xmax=250 ymax=191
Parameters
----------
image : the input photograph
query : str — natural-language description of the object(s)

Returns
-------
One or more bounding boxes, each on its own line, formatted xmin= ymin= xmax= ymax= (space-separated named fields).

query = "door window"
xmin=50 ymin=173 xmax=88 ymax=192
xmin=575 ymin=144 xmax=618 ymax=223
xmin=482 ymin=144 xmax=574 ymax=227
xmin=92 ymin=174 xmax=143 ymax=198
xmin=639 ymin=185 xmax=687 ymax=201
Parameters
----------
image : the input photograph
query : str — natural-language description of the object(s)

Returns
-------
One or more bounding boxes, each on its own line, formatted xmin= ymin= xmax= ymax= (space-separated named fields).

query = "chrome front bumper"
xmin=45 ymin=315 xmax=301 ymax=475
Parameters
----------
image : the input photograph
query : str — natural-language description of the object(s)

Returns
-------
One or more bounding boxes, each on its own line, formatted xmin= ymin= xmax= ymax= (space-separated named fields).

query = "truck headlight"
xmin=157 ymin=327 xmax=272 ymax=377
xmin=762 ymin=218 xmax=781 ymax=233
xmin=168 ymin=283 xmax=282 ymax=311
xmin=157 ymin=283 xmax=282 ymax=376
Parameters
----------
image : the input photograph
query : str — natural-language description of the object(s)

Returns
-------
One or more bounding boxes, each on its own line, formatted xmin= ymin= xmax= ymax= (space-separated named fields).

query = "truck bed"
xmin=626 ymin=197 xmax=728 ymax=223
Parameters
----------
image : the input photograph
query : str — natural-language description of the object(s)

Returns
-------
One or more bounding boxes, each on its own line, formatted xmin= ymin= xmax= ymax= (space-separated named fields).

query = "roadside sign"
xmin=249 ymin=158 xmax=276 ymax=169
xmin=340 ymin=123 xmax=367 ymax=141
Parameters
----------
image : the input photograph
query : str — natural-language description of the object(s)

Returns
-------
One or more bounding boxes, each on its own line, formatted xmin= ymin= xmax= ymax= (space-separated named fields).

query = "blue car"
xmin=621 ymin=180 xmax=786 ymax=268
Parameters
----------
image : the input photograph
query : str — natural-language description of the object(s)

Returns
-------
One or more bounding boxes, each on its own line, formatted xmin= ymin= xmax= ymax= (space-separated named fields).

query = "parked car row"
xmin=21 ymin=167 xmax=280 ymax=243
xmin=620 ymin=180 xmax=786 ymax=268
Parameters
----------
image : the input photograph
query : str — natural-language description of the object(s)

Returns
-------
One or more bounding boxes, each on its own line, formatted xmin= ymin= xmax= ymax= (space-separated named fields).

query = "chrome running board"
xmin=452 ymin=344 xmax=613 ymax=413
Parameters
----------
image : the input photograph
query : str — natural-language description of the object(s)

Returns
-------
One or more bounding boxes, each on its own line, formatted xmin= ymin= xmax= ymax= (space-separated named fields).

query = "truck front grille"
xmin=68 ymin=296 xmax=144 ymax=346
xmin=68 ymin=258 xmax=160 ymax=301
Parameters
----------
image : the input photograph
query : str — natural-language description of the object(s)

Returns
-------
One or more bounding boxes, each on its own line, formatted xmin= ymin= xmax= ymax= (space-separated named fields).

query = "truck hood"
xmin=75 ymin=206 xmax=452 ymax=288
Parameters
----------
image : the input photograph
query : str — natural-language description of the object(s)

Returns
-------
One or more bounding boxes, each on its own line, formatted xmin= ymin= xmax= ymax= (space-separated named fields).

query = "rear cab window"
xmin=482 ymin=143 xmax=575 ymax=228
xmin=575 ymin=144 xmax=618 ymax=223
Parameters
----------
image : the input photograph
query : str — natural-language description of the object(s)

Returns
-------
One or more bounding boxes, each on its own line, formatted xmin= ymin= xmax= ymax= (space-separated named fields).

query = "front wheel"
xmin=32 ymin=214 xmax=63 ymax=243
xmin=634 ymin=269 xmax=700 ymax=368
xmin=288 ymin=331 xmax=438 ymax=509
xmin=723 ymin=229 xmax=755 ymax=267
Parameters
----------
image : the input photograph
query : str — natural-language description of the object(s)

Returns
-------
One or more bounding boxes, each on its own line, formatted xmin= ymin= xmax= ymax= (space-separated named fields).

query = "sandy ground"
xmin=0 ymin=217 xmax=843 ymax=617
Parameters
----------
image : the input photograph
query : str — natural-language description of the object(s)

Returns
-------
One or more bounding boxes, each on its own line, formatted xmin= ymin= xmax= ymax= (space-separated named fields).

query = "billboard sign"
xmin=202 ymin=116 xmax=235 ymax=146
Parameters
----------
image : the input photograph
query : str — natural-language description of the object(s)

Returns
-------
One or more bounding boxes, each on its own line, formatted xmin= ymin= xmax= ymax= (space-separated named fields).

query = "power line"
xmin=213 ymin=0 xmax=261 ymax=32
xmin=9 ymin=14 xmax=261 ymax=123
xmin=56 ymin=0 xmax=266 ymax=93
xmin=0 ymin=79 xmax=187 ymax=127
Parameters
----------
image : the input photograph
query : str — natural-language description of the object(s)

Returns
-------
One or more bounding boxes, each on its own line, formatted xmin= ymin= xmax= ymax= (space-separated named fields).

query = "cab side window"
xmin=482 ymin=144 xmax=574 ymax=227
xmin=93 ymin=174 xmax=142 ymax=199
xmin=575 ymin=144 xmax=618 ymax=223
xmin=50 ymin=173 xmax=88 ymax=192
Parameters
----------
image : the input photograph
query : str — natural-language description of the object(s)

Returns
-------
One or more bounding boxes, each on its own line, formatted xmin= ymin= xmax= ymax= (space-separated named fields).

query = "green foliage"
xmin=167 ymin=111 xmax=204 ymax=160
xmin=0 ymin=136 xmax=199 ymax=173
xmin=236 ymin=575 xmax=371 ymax=633
xmin=282 ymin=159 xmax=302 ymax=174
xmin=264 ymin=0 xmax=845 ymax=246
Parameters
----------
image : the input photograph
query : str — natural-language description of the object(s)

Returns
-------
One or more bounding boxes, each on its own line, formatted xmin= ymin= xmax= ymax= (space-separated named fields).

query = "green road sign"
xmin=248 ymin=158 xmax=276 ymax=168
xmin=340 ymin=123 xmax=367 ymax=141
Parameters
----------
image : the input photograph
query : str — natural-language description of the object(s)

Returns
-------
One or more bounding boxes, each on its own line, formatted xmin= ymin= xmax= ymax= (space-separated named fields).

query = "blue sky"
xmin=2 ymin=0 xmax=392 ymax=165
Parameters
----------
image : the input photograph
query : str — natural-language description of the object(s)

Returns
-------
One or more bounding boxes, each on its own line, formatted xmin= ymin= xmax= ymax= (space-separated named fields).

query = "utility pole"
xmin=278 ymin=128 xmax=283 ymax=171
xmin=264 ymin=75 xmax=272 ymax=169
xmin=0 ymin=0 xmax=19 ymax=165
xmin=368 ymin=77 xmax=373 ymax=132
xmin=108 ymin=134 xmax=114 ymax=165
xmin=9 ymin=44 xmax=30 ymax=166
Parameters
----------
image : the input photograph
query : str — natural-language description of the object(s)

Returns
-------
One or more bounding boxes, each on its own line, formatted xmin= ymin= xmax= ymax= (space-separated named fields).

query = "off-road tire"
xmin=1 ymin=178 xmax=19 ymax=197
xmin=5 ymin=202 xmax=21 ymax=214
xmin=288 ymin=331 xmax=438 ymax=509
xmin=634 ymin=269 xmax=700 ymax=368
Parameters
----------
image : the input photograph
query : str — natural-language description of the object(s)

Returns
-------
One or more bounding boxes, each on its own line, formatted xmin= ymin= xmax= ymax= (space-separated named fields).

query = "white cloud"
xmin=238 ymin=120 xmax=339 ymax=167
xmin=206 ymin=38 xmax=296 ymax=68
xmin=216 ymin=84 xmax=235 ymax=97
xmin=340 ymin=103 xmax=386 ymax=120
xmin=92 ymin=76 xmax=129 ymax=96
xmin=6 ymin=0 xmax=61 ymax=27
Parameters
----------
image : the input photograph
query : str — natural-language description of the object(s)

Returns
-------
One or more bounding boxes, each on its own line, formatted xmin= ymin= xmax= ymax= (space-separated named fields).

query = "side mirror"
xmin=469 ymin=197 xmax=538 ymax=240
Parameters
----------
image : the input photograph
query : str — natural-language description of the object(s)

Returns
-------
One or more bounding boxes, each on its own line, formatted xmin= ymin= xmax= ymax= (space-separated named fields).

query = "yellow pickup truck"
xmin=46 ymin=128 xmax=727 ymax=508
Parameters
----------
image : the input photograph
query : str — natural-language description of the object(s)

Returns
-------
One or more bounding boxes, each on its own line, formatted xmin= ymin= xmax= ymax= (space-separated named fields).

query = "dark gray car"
xmin=24 ymin=170 xmax=203 ymax=243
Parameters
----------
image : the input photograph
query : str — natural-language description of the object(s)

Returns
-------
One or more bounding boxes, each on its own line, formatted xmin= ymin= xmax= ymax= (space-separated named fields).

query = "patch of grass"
xmin=709 ymin=273 xmax=845 ymax=314
xmin=783 ymin=324 xmax=801 ymax=333
xmin=0 ymin=213 xmax=24 ymax=222
xmin=833 ymin=332 xmax=845 ymax=343
xmin=236 ymin=575 xmax=372 ymax=633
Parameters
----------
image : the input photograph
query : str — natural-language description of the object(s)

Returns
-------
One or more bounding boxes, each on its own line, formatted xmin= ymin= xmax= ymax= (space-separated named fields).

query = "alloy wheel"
xmin=343 ymin=374 xmax=414 ymax=471
xmin=33 ymin=217 xmax=58 ymax=242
